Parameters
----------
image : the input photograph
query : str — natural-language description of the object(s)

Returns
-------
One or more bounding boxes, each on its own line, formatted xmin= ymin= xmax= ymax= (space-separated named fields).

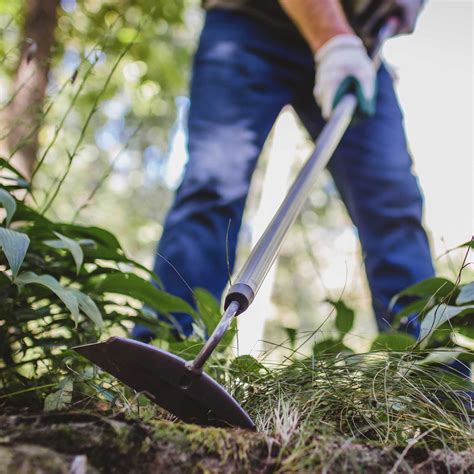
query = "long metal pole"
xmin=226 ymin=94 xmax=357 ymax=308
xmin=224 ymin=18 xmax=399 ymax=313
xmin=189 ymin=19 xmax=400 ymax=372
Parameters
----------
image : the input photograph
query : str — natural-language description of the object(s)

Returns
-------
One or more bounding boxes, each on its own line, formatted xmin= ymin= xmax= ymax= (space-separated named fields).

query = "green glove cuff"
xmin=333 ymin=76 xmax=377 ymax=120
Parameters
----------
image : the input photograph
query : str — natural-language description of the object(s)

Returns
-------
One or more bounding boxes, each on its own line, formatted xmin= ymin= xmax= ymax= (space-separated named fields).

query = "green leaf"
xmin=0 ymin=176 xmax=30 ymax=190
xmin=15 ymin=271 xmax=80 ymax=323
xmin=392 ymin=277 xmax=456 ymax=305
xmin=0 ymin=158 xmax=28 ymax=180
xmin=0 ymin=188 xmax=16 ymax=226
xmin=0 ymin=228 xmax=30 ymax=278
xmin=458 ymin=352 xmax=474 ymax=363
xmin=21 ymin=219 xmax=122 ymax=251
xmin=370 ymin=333 xmax=416 ymax=351
xmin=456 ymin=326 xmax=474 ymax=340
xmin=91 ymin=272 xmax=196 ymax=316
xmin=194 ymin=287 xmax=221 ymax=333
xmin=13 ymin=201 xmax=51 ymax=226
xmin=81 ymin=245 xmax=160 ymax=284
xmin=49 ymin=232 xmax=84 ymax=274
xmin=167 ymin=340 xmax=204 ymax=360
xmin=71 ymin=289 xmax=103 ymax=329
xmin=392 ymin=298 xmax=434 ymax=327
xmin=230 ymin=354 xmax=266 ymax=373
xmin=229 ymin=355 xmax=267 ymax=382
xmin=313 ymin=339 xmax=353 ymax=355
xmin=44 ymin=377 xmax=74 ymax=411
xmin=44 ymin=238 xmax=95 ymax=249
xmin=451 ymin=332 xmax=474 ymax=351
xmin=456 ymin=238 xmax=474 ymax=250
xmin=283 ymin=327 xmax=297 ymax=348
xmin=327 ymin=299 xmax=355 ymax=335
xmin=416 ymin=349 xmax=465 ymax=367
xmin=456 ymin=282 xmax=474 ymax=305
xmin=419 ymin=304 xmax=474 ymax=345
xmin=57 ymin=224 xmax=122 ymax=250
xmin=0 ymin=165 xmax=29 ymax=190
xmin=432 ymin=371 xmax=473 ymax=390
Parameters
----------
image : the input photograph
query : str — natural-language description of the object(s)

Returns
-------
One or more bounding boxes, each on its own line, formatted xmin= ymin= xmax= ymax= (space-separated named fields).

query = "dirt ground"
xmin=0 ymin=410 xmax=472 ymax=473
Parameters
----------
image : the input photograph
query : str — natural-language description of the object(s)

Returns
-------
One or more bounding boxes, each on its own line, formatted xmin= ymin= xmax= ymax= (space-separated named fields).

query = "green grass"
xmin=222 ymin=349 xmax=473 ymax=469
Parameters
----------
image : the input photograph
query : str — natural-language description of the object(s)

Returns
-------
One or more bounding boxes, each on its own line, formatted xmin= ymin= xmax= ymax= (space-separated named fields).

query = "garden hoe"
xmin=75 ymin=19 xmax=399 ymax=430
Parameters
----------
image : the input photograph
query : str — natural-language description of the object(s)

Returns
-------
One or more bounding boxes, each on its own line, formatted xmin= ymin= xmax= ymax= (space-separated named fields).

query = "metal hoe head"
xmin=74 ymin=335 xmax=255 ymax=430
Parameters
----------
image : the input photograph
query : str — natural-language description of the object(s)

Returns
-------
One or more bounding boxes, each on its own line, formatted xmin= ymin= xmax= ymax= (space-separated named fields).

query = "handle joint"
xmin=224 ymin=284 xmax=255 ymax=315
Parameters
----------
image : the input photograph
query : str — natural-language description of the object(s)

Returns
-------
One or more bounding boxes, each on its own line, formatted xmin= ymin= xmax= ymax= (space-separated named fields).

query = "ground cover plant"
xmin=0 ymin=162 xmax=234 ymax=409
xmin=1 ymin=168 xmax=473 ymax=471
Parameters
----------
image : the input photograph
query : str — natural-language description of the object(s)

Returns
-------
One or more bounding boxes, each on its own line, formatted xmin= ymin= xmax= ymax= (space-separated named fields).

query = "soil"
xmin=0 ymin=410 xmax=472 ymax=473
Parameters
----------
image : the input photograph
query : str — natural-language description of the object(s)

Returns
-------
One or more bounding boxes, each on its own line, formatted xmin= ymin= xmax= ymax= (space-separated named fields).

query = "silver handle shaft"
xmin=191 ymin=19 xmax=400 ymax=370
xmin=230 ymin=95 xmax=356 ymax=299
xmin=224 ymin=18 xmax=400 ymax=313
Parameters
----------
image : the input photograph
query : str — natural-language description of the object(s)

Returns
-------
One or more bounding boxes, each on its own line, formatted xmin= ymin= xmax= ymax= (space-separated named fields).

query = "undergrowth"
xmin=229 ymin=352 xmax=472 ymax=457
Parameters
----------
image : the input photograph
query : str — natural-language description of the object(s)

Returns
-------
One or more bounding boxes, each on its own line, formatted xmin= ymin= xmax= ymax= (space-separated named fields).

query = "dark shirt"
xmin=202 ymin=1 xmax=367 ymax=42
xmin=202 ymin=0 xmax=301 ymax=36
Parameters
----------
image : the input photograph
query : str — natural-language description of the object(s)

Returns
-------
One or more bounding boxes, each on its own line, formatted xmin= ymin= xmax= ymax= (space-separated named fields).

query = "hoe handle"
xmin=224 ymin=18 xmax=400 ymax=314
xmin=189 ymin=18 xmax=400 ymax=372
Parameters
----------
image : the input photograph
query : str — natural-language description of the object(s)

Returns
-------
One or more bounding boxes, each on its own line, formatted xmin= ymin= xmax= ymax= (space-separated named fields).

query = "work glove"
xmin=314 ymin=34 xmax=377 ymax=120
xmin=342 ymin=0 xmax=426 ymax=47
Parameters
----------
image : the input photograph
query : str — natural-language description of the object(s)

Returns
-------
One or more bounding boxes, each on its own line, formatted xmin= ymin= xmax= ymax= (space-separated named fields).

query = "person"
xmin=133 ymin=0 xmax=434 ymax=342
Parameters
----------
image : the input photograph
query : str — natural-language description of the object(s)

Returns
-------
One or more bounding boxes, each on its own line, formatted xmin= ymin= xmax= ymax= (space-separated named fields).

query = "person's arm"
xmin=279 ymin=0 xmax=353 ymax=53
xmin=279 ymin=0 xmax=377 ymax=120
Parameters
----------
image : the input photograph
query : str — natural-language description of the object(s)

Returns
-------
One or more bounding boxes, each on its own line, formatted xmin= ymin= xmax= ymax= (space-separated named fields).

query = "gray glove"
xmin=343 ymin=0 xmax=426 ymax=46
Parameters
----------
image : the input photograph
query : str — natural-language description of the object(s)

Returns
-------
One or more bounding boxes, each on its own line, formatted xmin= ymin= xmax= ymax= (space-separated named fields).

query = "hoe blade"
xmin=74 ymin=337 xmax=255 ymax=430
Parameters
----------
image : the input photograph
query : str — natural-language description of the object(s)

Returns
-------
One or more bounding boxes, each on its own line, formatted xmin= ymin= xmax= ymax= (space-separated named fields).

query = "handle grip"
xmin=225 ymin=19 xmax=399 ymax=314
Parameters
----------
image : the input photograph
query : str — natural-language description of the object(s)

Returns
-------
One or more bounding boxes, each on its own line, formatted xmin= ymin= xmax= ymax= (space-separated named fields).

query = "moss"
xmin=0 ymin=411 xmax=471 ymax=473
xmin=150 ymin=420 xmax=276 ymax=473
xmin=278 ymin=436 xmax=400 ymax=473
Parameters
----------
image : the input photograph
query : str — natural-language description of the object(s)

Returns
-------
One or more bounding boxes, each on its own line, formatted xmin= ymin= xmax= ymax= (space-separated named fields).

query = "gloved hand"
xmin=314 ymin=34 xmax=377 ymax=120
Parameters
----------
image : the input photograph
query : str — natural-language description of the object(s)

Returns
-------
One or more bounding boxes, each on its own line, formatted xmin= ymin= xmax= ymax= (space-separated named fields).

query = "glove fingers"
xmin=313 ymin=79 xmax=333 ymax=120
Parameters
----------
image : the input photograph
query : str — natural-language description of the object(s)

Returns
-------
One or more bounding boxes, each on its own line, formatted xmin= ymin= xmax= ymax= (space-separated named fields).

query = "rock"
xmin=0 ymin=444 xmax=94 ymax=474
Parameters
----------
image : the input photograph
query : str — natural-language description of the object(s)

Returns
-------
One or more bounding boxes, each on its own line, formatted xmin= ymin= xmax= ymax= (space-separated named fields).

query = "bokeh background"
xmin=0 ymin=0 xmax=472 ymax=356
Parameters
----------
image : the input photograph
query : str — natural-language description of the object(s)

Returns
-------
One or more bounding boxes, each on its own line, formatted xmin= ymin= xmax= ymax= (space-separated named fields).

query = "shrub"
xmin=0 ymin=160 xmax=228 ymax=407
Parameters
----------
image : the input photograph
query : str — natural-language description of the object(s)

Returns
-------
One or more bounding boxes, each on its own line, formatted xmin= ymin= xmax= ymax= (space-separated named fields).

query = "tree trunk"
xmin=3 ymin=0 xmax=58 ymax=180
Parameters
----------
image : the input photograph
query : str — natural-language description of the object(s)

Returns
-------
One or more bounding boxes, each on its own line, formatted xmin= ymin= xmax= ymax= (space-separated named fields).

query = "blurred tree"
xmin=3 ymin=0 xmax=58 ymax=179
xmin=0 ymin=0 xmax=199 ymax=259
xmin=0 ymin=0 xmax=192 ymax=178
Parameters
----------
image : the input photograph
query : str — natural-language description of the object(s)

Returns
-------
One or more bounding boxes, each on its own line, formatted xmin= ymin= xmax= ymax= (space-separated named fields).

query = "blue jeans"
xmin=133 ymin=9 xmax=435 ymax=340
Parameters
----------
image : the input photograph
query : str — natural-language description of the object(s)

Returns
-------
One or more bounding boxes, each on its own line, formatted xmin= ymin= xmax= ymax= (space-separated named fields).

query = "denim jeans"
xmin=133 ymin=9 xmax=435 ymax=340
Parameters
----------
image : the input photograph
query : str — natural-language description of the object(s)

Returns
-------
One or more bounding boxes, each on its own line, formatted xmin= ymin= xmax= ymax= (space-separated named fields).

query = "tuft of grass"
xmin=225 ymin=350 xmax=473 ymax=469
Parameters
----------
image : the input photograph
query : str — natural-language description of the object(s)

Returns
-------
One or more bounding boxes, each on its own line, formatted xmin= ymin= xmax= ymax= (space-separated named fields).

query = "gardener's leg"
xmin=133 ymin=11 xmax=295 ymax=340
xmin=293 ymin=64 xmax=435 ymax=335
